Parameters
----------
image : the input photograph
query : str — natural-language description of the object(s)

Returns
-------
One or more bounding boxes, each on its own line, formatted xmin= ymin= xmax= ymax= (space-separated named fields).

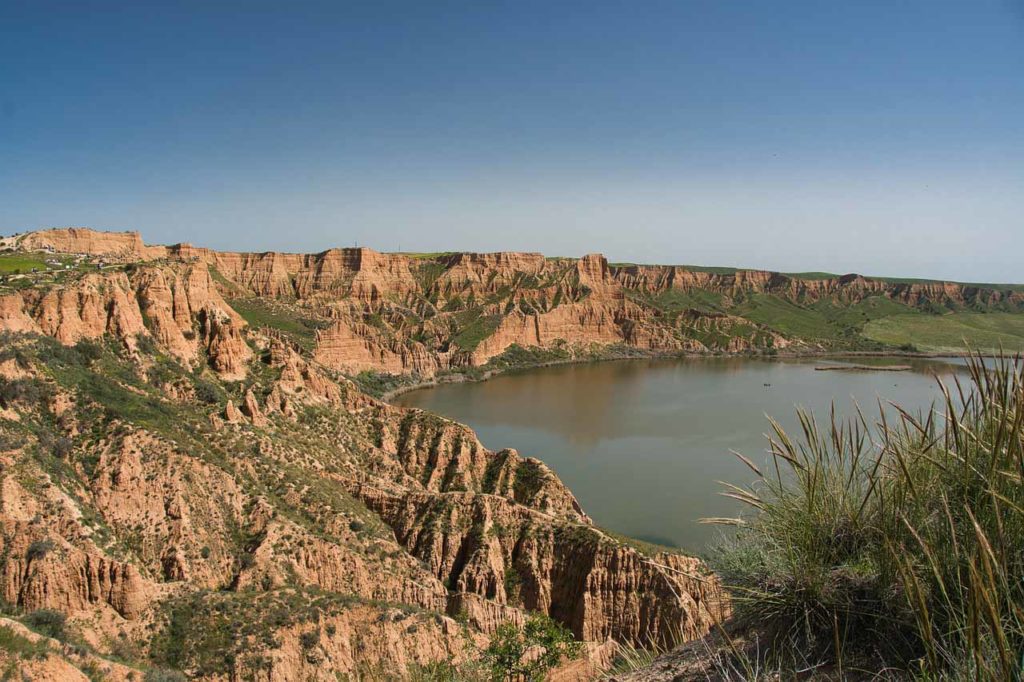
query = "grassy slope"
xmin=729 ymin=294 xmax=915 ymax=346
xmin=863 ymin=312 xmax=1024 ymax=352
xmin=0 ymin=253 xmax=49 ymax=274
xmin=227 ymin=297 xmax=327 ymax=351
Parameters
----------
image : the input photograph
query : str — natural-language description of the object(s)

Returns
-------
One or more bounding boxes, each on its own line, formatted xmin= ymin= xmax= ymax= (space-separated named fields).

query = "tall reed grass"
xmin=707 ymin=353 xmax=1024 ymax=679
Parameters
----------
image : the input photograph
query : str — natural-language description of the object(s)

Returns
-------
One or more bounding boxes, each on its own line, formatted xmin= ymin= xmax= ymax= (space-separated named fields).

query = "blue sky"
xmin=2 ymin=1 xmax=1022 ymax=281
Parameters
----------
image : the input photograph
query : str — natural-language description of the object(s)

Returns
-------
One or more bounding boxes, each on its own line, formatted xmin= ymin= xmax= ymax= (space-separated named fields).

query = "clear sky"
xmin=2 ymin=1 xmax=1022 ymax=282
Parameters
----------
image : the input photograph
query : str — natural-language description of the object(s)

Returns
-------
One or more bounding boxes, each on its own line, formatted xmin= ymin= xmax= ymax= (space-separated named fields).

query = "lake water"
xmin=393 ymin=357 xmax=966 ymax=553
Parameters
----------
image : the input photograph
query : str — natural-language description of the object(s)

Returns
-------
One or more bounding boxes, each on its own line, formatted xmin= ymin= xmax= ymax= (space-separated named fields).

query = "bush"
xmin=483 ymin=613 xmax=581 ymax=681
xmin=143 ymin=670 xmax=187 ymax=682
xmin=25 ymin=538 xmax=55 ymax=562
xmin=51 ymin=435 xmax=73 ymax=459
xmin=73 ymin=338 xmax=104 ymax=363
xmin=192 ymin=378 xmax=223 ymax=405
xmin=298 ymin=629 xmax=320 ymax=651
xmin=0 ymin=432 xmax=26 ymax=451
xmin=24 ymin=609 xmax=67 ymax=641
xmin=709 ymin=354 xmax=1024 ymax=678
xmin=0 ymin=625 xmax=48 ymax=661
xmin=0 ymin=377 xmax=53 ymax=408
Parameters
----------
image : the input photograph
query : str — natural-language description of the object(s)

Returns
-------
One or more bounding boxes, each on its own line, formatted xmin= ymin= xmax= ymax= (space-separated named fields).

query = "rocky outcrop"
xmin=200 ymin=304 xmax=252 ymax=380
xmin=349 ymin=402 xmax=725 ymax=647
xmin=354 ymin=483 xmax=724 ymax=648
xmin=0 ymin=263 xmax=250 ymax=379
xmin=16 ymin=227 xmax=167 ymax=261
xmin=178 ymin=245 xmax=421 ymax=301
xmin=314 ymin=318 xmax=445 ymax=376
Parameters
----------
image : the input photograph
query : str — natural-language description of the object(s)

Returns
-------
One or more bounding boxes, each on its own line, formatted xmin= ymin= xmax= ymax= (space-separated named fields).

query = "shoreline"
xmin=379 ymin=347 xmax=970 ymax=402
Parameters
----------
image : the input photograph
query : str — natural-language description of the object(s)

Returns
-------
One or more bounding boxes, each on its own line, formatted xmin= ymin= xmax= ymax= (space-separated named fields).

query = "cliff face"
xmin=0 ymin=264 xmax=251 ymax=377
xmin=0 ymin=253 xmax=725 ymax=679
xmin=15 ymin=227 xmax=168 ymax=261
xmin=10 ymin=228 xmax=1021 ymax=380
xmin=613 ymin=264 xmax=1023 ymax=308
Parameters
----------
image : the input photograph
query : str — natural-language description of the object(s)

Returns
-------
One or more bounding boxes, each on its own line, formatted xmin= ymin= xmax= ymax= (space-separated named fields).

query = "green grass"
xmin=0 ymin=253 xmax=49 ymax=274
xmin=731 ymin=294 xmax=843 ymax=341
xmin=727 ymin=293 xmax=925 ymax=349
xmin=451 ymin=313 xmax=501 ymax=351
xmin=863 ymin=312 xmax=1024 ymax=352
xmin=226 ymin=297 xmax=327 ymax=350
xmin=395 ymin=251 xmax=457 ymax=260
xmin=207 ymin=265 xmax=245 ymax=295
xmin=873 ymin=275 xmax=1024 ymax=292
xmin=708 ymin=354 xmax=1024 ymax=679
xmin=0 ymin=624 xmax=49 ymax=660
xmin=626 ymin=288 xmax=726 ymax=319
xmin=780 ymin=271 xmax=841 ymax=280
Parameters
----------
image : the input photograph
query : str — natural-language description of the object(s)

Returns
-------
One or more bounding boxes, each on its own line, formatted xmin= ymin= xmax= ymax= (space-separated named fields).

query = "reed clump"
xmin=708 ymin=353 xmax=1024 ymax=679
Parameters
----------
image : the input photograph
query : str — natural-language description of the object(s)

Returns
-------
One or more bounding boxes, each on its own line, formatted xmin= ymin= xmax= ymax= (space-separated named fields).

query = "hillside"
xmin=0 ymin=229 xmax=728 ymax=680
xmin=4 ymin=229 xmax=1022 ymax=392
xmin=0 ymin=227 xmax=1020 ymax=678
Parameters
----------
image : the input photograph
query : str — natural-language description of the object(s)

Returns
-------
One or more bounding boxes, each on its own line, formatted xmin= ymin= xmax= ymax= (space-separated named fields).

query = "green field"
xmin=0 ymin=253 xmax=49 ymax=274
xmin=863 ymin=312 xmax=1024 ymax=352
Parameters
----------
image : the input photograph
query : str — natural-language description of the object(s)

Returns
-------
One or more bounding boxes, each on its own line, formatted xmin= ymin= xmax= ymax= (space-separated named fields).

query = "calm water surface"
xmin=394 ymin=357 xmax=965 ymax=552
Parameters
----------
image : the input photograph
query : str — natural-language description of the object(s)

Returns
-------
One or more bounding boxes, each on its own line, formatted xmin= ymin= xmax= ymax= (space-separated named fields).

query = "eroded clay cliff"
xmin=0 ymin=252 xmax=726 ymax=679
xmin=10 ymin=228 xmax=1020 ymax=381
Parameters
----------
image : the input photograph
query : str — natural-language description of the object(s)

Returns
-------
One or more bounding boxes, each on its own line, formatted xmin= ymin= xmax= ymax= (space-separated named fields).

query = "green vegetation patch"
xmin=780 ymin=271 xmax=841 ymax=280
xmin=729 ymin=293 xmax=915 ymax=349
xmin=227 ymin=297 xmax=327 ymax=351
xmin=349 ymin=371 xmax=419 ymax=399
xmin=0 ymin=624 xmax=49 ymax=661
xmin=149 ymin=588 xmax=427 ymax=677
xmin=207 ymin=265 xmax=243 ymax=294
xmin=0 ymin=253 xmax=49 ymax=274
xmin=708 ymin=355 xmax=1024 ymax=677
xmin=626 ymin=288 xmax=726 ymax=320
xmin=452 ymin=313 xmax=501 ymax=351
xmin=731 ymin=294 xmax=839 ymax=341
xmin=863 ymin=311 xmax=1024 ymax=352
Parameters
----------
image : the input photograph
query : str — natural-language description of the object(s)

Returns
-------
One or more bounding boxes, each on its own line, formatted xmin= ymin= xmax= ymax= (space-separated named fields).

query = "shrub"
xmin=192 ymin=378 xmax=223 ymax=405
xmin=483 ymin=613 xmax=581 ymax=681
xmin=25 ymin=538 xmax=55 ymax=562
xmin=298 ymin=629 xmax=320 ymax=651
xmin=0 ymin=431 xmax=26 ymax=451
xmin=73 ymin=338 xmax=104 ymax=363
xmin=143 ymin=670 xmax=187 ymax=682
xmin=0 ymin=377 xmax=53 ymax=408
xmin=51 ymin=435 xmax=73 ymax=459
xmin=709 ymin=353 xmax=1024 ymax=678
xmin=24 ymin=609 xmax=67 ymax=641
xmin=407 ymin=659 xmax=488 ymax=681
xmin=0 ymin=624 xmax=48 ymax=661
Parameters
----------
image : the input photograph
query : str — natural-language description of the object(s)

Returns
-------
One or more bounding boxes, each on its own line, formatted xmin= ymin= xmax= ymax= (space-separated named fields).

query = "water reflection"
xmin=395 ymin=357 xmax=965 ymax=552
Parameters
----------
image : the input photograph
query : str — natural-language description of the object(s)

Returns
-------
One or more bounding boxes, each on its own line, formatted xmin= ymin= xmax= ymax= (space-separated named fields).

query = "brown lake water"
xmin=393 ymin=357 xmax=966 ymax=553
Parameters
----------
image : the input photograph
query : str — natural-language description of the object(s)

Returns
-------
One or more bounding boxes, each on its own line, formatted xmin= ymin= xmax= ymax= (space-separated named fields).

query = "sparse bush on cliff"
xmin=709 ymin=353 xmax=1024 ymax=679
xmin=24 ymin=609 xmax=67 ymax=641
xmin=25 ymin=538 xmax=55 ymax=562
xmin=483 ymin=613 xmax=581 ymax=681
xmin=0 ymin=376 xmax=53 ymax=409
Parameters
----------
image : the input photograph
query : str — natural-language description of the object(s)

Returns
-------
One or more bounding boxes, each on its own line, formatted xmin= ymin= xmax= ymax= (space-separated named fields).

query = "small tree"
xmin=483 ymin=613 xmax=581 ymax=681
